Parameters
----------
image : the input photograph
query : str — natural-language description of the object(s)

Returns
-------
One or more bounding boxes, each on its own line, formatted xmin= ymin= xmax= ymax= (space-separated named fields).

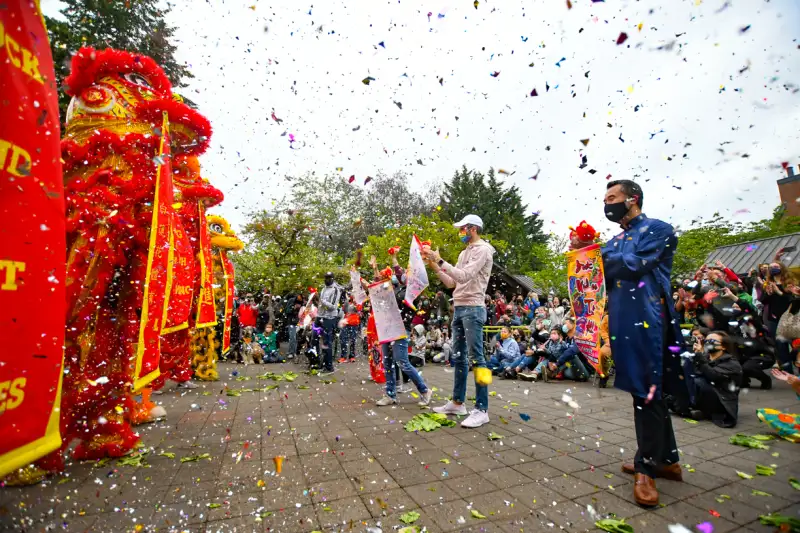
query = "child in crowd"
xmin=256 ymin=323 xmax=281 ymax=363
xmin=339 ymin=301 xmax=361 ymax=363
xmin=520 ymin=327 xmax=568 ymax=381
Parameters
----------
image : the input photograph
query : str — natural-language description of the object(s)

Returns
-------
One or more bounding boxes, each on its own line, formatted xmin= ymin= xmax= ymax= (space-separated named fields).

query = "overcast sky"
xmin=43 ymin=0 xmax=800 ymax=241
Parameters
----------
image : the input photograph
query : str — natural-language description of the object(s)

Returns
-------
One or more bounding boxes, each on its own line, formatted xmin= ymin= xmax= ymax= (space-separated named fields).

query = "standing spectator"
xmin=284 ymin=293 xmax=303 ymax=359
xmin=485 ymin=295 xmax=496 ymax=326
xmin=317 ymin=272 xmax=344 ymax=375
xmin=493 ymin=290 xmax=507 ymax=324
xmin=761 ymin=262 xmax=794 ymax=370
xmin=339 ymin=300 xmax=360 ymax=363
xmin=546 ymin=295 xmax=566 ymax=329
xmin=600 ymin=179 xmax=684 ymax=508
xmin=433 ymin=290 xmax=451 ymax=325
xmin=425 ymin=214 xmax=495 ymax=429
xmin=238 ymin=295 xmax=258 ymax=328
xmin=523 ymin=291 xmax=540 ymax=322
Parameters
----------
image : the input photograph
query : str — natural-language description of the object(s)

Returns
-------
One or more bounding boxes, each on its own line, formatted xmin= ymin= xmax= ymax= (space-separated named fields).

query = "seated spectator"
xmin=256 ymin=323 xmax=281 ymax=363
xmin=519 ymin=327 xmax=569 ymax=381
xmin=432 ymin=325 xmax=453 ymax=364
xmin=689 ymin=331 xmax=743 ymax=428
xmin=553 ymin=318 xmax=590 ymax=381
xmin=487 ymin=326 xmax=520 ymax=373
xmin=504 ymin=343 xmax=536 ymax=379
xmin=508 ymin=303 xmax=523 ymax=326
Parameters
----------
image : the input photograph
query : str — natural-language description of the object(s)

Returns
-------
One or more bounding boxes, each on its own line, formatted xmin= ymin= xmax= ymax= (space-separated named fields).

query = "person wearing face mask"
xmin=599 ymin=180 xmax=686 ymax=508
xmin=487 ymin=326 xmax=520 ymax=374
xmin=317 ymin=272 xmax=344 ymax=375
xmin=760 ymin=262 xmax=794 ymax=370
xmin=423 ymin=214 xmax=495 ymax=429
xmin=689 ymin=331 xmax=742 ymax=427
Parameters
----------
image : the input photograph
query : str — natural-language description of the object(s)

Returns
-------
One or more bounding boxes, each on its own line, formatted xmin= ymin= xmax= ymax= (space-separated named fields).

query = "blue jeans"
xmin=319 ymin=317 xmax=338 ymax=371
xmin=340 ymin=325 xmax=358 ymax=358
xmin=382 ymin=336 xmax=428 ymax=398
xmin=509 ymin=355 xmax=534 ymax=370
xmin=451 ymin=306 xmax=489 ymax=411
xmin=488 ymin=354 xmax=513 ymax=371
xmin=556 ymin=344 xmax=589 ymax=379
xmin=288 ymin=325 xmax=297 ymax=356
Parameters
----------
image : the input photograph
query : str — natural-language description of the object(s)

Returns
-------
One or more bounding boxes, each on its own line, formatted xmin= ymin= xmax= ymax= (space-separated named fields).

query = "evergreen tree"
xmin=45 ymin=0 xmax=193 ymax=119
xmin=441 ymin=166 xmax=547 ymax=272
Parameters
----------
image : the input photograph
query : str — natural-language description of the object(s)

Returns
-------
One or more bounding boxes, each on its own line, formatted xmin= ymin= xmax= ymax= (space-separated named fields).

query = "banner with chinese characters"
xmin=195 ymin=203 xmax=217 ymax=328
xmin=0 ymin=3 xmax=66 ymax=477
xmin=368 ymin=280 xmax=407 ymax=345
xmin=566 ymin=244 xmax=607 ymax=376
xmin=221 ymin=250 xmax=235 ymax=355
xmin=133 ymin=112 xmax=172 ymax=391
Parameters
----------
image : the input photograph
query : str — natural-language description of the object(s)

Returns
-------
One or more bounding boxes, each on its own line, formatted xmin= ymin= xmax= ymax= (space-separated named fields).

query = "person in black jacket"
xmin=690 ymin=331 xmax=743 ymax=428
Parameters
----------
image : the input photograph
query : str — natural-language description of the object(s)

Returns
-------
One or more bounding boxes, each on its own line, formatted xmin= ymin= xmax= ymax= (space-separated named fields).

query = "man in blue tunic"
xmin=602 ymin=180 xmax=684 ymax=507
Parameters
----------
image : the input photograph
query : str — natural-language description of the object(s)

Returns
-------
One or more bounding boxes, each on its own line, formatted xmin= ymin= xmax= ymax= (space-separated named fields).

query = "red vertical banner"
xmin=195 ymin=203 xmax=217 ymax=328
xmin=0 ymin=3 xmax=66 ymax=477
xmin=133 ymin=112 xmax=173 ymax=391
xmin=162 ymin=218 xmax=195 ymax=334
xmin=221 ymin=250 xmax=235 ymax=354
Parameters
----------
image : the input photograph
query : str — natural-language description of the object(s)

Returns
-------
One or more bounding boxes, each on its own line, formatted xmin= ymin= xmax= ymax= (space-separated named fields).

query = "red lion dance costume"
xmin=60 ymin=47 xmax=211 ymax=461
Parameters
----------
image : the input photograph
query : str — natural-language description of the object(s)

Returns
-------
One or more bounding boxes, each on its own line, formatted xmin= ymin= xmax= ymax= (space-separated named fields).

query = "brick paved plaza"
xmin=2 ymin=362 xmax=799 ymax=532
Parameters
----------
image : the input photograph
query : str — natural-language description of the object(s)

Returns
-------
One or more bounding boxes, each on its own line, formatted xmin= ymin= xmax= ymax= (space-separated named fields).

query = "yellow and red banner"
xmin=221 ymin=250 xmax=235 ymax=354
xmin=162 ymin=219 xmax=194 ymax=334
xmin=195 ymin=203 xmax=217 ymax=328
xmin=0 ymin=3 xmax=66 ymax=477
xmin=566 ymin=244 xmax=607 ymax=376
xmin=133 ymin=112 xmax=173 ymax=391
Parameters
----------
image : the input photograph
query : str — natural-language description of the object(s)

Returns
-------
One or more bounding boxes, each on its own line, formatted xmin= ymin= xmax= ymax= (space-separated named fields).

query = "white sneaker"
xmin=433 ymin=401 xmax=468 ymax=416
xmin=177 ymin=380 xmax=198 ymax=389
xmin=461 ymin=409 xmax=490 ymax=428
xmin=418 ymin=389 xmax=433 ymax=406
xmin=397 ymin=384 xmax=412 ymax=393
xmin=376 ymin=395 xmax=397 ymax=406
xmin=432 ymin=354 xmax=444 ymax=363
xmin=149 ymin=405 xmax=167 ymax=420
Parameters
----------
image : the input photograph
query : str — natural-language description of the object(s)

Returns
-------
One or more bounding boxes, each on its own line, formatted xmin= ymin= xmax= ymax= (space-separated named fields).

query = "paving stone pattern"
xmin=2 ymin=362 xmax=799 ymax=532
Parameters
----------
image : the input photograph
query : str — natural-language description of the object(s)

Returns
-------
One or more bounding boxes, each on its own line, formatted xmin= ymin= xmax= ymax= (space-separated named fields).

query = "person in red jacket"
xmin=238 ymin=294 xmax=258 ymax=328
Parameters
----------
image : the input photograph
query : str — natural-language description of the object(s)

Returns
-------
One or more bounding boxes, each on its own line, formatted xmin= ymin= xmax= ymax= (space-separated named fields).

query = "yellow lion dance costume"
xmin=191 ymin=216 xmax=243 ymax=380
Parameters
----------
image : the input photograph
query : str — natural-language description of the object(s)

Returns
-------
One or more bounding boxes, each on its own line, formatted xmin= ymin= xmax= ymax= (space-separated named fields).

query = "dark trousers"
xmin=741 ymin=357 xmax=773 ymax=388
xmin=319 ymin=317 xmax=338 ymax=371
xmin=633 ymin=395 xmax=679 ymax=477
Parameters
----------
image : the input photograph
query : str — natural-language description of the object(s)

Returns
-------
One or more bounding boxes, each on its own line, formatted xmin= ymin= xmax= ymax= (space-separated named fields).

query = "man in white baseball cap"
xmin=422 ymin=214 xmax=495 ymax=428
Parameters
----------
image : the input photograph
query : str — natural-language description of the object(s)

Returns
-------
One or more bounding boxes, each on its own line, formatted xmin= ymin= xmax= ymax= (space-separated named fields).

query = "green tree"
xmin=440 ymin=166 xmax=547 ymax=272
xmin=45 ymin=0 xmax=193 ymax=119
xmin=526 ymin=235 xmax=570 ymax=296
xmin=360 ymin=212 xmax=507 ymax=291
xmin=287 ymin=171 xmax=436 ymax=259
xmin=673 ymin=207 xmax=800 ymax=279
xmin=232 ymin=211 xmax=341 ymax=295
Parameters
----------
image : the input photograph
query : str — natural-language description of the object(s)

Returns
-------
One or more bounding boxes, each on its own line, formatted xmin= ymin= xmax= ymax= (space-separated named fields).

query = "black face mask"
xmin=324 ymin=278 xmax=333 ymax=286
xmin=604 ymin=200 xmax=630 ymax=223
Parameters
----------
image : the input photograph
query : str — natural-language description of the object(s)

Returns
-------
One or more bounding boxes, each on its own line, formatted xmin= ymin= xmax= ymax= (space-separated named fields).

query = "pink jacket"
xmin=436 ymin=239 xmax=494 ymax=307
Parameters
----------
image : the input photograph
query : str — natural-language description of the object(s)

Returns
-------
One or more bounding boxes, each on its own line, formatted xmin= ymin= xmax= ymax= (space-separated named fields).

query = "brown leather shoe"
xmin=621 ymin=462 xmax=683 ymax=482
xmin=633 ymin=473 xmax=659 ymax=507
